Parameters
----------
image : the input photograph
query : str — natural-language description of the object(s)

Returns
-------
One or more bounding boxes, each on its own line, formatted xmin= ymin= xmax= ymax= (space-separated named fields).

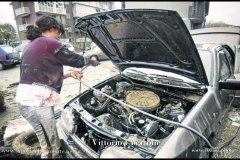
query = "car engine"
xmin=67 ymin=77 xmax=203 ymax=158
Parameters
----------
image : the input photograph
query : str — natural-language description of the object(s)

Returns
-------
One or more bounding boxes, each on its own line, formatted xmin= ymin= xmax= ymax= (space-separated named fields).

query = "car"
xmin=13 ymin=43 xmax=28 ymax=59
xmin=53 ymin=9 xmax=240 ymax=159
xmin=11 ymin=9 xmax=240 ymax=158
xmin=63 ymin=42 xmax=107 ymax=72
xmin=80 ymin=43 xmax=109 ymax=61
xmin=0 ymin=45 xmax=19 ymax=70
xmin=190 ymin=27 xmax=240 ymax=74
xmin=63 ymin=42 xmax=75 ymax=52
xmin=0 ymin=45 xmax=20 ymax=65
xmin=14 ymin=43 xmax=75 ymax=60
xmin=190 ymin=27 xmax=240 ymax=106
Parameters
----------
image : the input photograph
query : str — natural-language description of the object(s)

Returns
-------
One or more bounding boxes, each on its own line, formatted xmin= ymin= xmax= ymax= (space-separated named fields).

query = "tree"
xmin=0 ymin=23 xmax=17 ymax=45
xmin=205 ymin=20 xmax=233 ymax=28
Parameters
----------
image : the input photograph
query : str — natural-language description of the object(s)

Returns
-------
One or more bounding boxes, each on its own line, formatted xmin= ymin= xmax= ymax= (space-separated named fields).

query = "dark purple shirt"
xmin=20 ymin=37 xmax=85 ymax=93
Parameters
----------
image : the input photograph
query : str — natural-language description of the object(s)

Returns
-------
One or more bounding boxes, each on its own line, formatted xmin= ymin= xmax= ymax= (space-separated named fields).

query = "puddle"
xmin=212 ymin=107 xmax=240 ymax=158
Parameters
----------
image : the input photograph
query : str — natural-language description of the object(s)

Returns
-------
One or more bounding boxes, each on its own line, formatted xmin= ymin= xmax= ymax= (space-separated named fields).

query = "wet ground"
xmin=211 ymin=106 xmax=240 ymax=158
xmin=0 ymin=61 xmax=118 ymax=128
xmin=1 ymin=62 xmax=240 ymax=158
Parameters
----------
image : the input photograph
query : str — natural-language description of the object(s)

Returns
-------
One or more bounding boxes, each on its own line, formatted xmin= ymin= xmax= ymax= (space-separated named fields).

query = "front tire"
xmin=0 ymin=63 xmax=4 ymax=71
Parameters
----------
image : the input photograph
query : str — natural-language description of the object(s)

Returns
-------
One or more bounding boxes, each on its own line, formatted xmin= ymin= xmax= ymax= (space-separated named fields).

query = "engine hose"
xmin=102 ymin=93 xmax=116 ymax=109
xmin=128 ymin=112 xmax=135 ymax=125
xmin=79 ymin=79 xmax=214 ymax=149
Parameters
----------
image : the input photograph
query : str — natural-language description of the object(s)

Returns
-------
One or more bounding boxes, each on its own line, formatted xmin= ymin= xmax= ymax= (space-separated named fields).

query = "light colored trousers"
xmin=18 ymin=104 xmax=61 ymax=158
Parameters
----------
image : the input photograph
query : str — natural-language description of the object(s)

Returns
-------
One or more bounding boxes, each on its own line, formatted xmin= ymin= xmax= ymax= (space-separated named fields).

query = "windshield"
xmin=15 ymin=44 xmax=27 ymax=52
xmin=1 ymin=45 xmax=13 ymax=53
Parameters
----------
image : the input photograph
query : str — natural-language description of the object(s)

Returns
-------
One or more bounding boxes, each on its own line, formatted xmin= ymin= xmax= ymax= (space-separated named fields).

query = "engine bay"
xmin=67 ymin=76 xmax=203 ymax=158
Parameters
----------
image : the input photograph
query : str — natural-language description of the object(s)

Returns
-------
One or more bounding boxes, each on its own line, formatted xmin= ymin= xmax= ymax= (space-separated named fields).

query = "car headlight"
xmin=60 ymin=106 xmax=75 ymax=135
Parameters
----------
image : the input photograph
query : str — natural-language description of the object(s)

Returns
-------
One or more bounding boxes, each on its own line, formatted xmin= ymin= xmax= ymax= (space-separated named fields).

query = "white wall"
xmin=125 ymin=2 xmax=194 ymax=29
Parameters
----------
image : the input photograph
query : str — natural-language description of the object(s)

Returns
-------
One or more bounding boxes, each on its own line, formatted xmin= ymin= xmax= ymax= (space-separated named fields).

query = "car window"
xmin=222 ymin=48 xmax=234 ymax=73
xmin=219 ymin=51 xmax=231 ymax=80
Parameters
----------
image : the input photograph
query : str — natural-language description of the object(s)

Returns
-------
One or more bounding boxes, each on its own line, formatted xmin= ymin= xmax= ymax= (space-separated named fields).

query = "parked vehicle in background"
xmin=11 ymin=41 xmax=20 ymax=48
xmin=190 ymin=27 xmax=240 ymax=74
xmin=64 ymin=42 xmax=108 ymax=73
xmin=0 ymin=45 xmax=19 ymax=70
xmin=80 ymin=42 xmax=109 ymax=61
xmin=14 ymin=42 xmax=75 ymax=60
xmin=63 ymin=42 xmax=75 ymax=52
xmin=0 ymin=45 xmax=20 ymax=65
xmin=13 ymin=43 xmax=28 ymax=59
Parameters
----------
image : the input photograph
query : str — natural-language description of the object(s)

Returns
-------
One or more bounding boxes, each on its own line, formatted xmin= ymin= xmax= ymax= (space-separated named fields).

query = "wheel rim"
xmin=0 ymin=63 xmax=4 ymax=70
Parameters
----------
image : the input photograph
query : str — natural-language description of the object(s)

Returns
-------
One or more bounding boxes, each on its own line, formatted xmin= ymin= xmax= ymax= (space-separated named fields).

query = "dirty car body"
xmin=190 ymin=27 xmax=240 ymax=74
xmin=190 ymin=27 xmax=240 ymax=104
xmin=56 ymin=9 xmax=240 ymax=158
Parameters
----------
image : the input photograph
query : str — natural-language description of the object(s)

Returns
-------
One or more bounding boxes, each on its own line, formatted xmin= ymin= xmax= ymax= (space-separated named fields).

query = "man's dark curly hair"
xmin=26 ymin=15 xmax=65 ymax=41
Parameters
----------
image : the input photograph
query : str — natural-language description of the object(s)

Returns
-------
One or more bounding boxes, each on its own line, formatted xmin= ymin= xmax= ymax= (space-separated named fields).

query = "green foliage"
xmin=0 ymin=23 xmax=17 ymax=45
xmin=205 ymin=20 xmax=232 ymax=28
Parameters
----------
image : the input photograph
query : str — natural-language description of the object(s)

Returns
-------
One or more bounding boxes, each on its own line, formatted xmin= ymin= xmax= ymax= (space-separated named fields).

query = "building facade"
xmin=11 ymin=1 xmax=114 ymax=47
xmin=122 ymin=1 xmax=209 ymax=30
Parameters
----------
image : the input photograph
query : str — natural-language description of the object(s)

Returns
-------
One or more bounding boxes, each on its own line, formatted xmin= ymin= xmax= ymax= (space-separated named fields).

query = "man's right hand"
xmin=64 ymin=70 xmax=83 ymax=80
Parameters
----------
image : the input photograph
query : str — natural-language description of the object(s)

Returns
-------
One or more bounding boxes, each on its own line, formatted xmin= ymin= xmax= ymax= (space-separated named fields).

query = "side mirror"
xmin=219 ymin=79 xmax=240 ymax=90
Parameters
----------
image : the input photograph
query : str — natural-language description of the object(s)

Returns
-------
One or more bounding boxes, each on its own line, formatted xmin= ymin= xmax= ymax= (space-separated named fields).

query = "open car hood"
xmin=76 ymin=9 xmax=208 ymax=85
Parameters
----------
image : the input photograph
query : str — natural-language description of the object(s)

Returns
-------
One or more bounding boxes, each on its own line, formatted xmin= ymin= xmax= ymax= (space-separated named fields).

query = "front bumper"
xmin=56 ymin=120 xmax=98 ymax=158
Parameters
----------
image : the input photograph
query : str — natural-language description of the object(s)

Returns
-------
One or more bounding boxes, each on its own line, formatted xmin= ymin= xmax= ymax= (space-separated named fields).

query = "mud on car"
xmin=55 ymin=9 xmax=240 ymax=158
